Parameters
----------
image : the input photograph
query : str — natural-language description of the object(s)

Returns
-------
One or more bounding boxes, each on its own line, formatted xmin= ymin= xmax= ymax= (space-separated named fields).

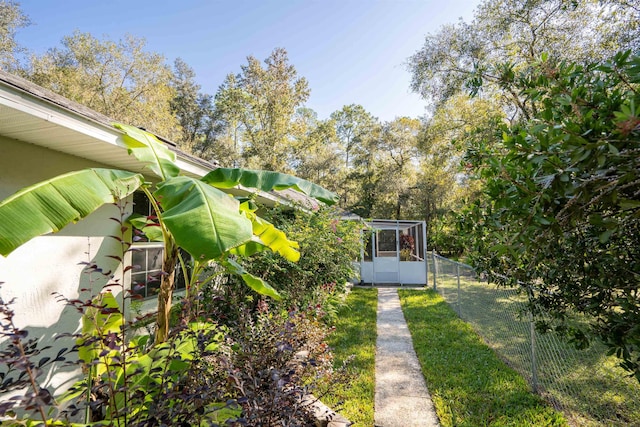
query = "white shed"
xmin=359 ymin=219 xmax=427 ymax=285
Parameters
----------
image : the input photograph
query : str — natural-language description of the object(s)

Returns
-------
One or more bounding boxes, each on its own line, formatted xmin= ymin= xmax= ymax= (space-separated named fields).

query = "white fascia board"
xmin=0 ymin=86 xmax=121 ymax=143
xmin=0 ymin=85 xmax=211 ymax=179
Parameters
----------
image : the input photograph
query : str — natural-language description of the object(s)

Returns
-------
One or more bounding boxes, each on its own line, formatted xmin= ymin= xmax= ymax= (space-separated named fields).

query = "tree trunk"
xmin=155 ymin=242 xmax=179 ymax=343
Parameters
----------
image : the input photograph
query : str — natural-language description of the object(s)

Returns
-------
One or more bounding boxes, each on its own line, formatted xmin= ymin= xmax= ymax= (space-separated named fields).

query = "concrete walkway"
xmin=375 ymin=288 xmax=440 ymax=427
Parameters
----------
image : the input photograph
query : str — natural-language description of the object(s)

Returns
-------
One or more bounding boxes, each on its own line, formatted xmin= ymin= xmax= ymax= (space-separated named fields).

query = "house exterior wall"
xmin=0 ymin=136 xmax=134 ymax=392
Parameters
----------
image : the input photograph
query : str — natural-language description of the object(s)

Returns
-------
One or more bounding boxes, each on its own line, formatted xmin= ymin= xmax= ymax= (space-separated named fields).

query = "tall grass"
xmin=399 ymin=289 xmax=567 ymax=427
xmin=325 ymin=287 xmax=377 ymax=426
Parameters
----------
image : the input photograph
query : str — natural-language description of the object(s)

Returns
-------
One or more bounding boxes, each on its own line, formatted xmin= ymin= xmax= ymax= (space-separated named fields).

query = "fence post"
xmin=530 ymin=315 xmax=538 ymax=393
xmin=456 ymin=263 xmax=461 ymax=317
xmin=432 ymin=250 xmax=437 ymax=291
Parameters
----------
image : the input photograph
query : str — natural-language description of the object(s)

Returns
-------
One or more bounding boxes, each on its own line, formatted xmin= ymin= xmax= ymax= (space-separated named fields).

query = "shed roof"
xmin=362 ymin=219 xmax=426 ymax=231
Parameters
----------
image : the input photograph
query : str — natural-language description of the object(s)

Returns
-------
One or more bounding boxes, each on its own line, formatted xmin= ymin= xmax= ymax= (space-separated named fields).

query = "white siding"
xmin=0 ymin=136 xmax=133 ymax=392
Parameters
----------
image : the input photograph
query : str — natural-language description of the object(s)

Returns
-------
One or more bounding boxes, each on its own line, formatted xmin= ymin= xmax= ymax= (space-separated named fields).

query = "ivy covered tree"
xmin=460 ymin=51 xmax=640 ymax=379
xmin=408 ymin=0 xmax=640 ymax=116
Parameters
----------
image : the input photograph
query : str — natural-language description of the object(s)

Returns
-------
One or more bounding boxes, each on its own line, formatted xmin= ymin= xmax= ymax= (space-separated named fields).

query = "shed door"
xmin=373 ymin=229 xmax=399 ymax=283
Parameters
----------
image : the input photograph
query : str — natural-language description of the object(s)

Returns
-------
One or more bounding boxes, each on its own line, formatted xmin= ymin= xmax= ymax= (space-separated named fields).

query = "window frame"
xmin=130 ymin=241 xmax=164 ymax=299
xmin=129 ymin=191 xmax=188 ymax=300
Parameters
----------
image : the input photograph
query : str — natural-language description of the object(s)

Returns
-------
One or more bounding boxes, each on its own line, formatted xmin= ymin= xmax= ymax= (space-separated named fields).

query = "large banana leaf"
xmin=230 ymin=202 xmax=300 ymax=261
xmin=0 ymin=168 xmax=144 ymax=257
xmin=127 ymin=213 xmax=164 ymax=242
xmin=153 ymin=176 xmax=253 ymax=260
xmin=222 ymin=257 xmax=281 ymax=300
xmin=227 ymin=237 xmax=270 ymax=258
xmin=114 ymin=123 xmax=180 ymax=180
xmin=201 ymin=167 xmax=338 ymax=205
xmin=252 ymin=215 xmax=300 ymax=261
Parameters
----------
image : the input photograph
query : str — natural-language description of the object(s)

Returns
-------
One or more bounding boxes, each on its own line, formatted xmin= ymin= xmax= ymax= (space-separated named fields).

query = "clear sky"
xmin=16 ymin=0 xmax=480 ymax=122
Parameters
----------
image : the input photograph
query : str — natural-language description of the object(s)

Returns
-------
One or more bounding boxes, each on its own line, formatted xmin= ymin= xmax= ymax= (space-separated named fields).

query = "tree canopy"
xmin=214 ymin=48 xmax=310 ymax=172
xmin=408 ymin=0 xmax=640 ymax=116
xmin=0 ymin=0 xmax=29 ymax=71
xmin=459 ymin=51 xmax=640 ymax=379
xmin=27 ymin=31 xmax=181 ymax=141
xmin=170 ymin=58 xmax=217 ymax=157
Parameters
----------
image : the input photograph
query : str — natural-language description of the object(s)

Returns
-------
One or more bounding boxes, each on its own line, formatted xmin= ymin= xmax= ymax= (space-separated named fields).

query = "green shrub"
xmin=241 ymin=205 xmax=362 ymax=310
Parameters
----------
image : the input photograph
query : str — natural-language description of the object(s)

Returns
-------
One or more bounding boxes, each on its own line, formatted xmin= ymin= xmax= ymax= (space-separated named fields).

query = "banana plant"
xmin=0 ymin=123 xmax=337 ymax=342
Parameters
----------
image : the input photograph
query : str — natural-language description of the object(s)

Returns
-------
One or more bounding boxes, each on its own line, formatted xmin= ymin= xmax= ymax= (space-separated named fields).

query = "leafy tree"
xmin=346 ymin=124 xmax=383 ymax=218
xmin=460 ymin=51 xmax=640 ymax=379
xmin=329 ymin=104 xmax=380 ymax=211
xmin=26 ymin=32 xmax=181 ymax=141
xmin=214 ymin=48 xmax=310 ymax=172
xmin=211 ymin=72 xmax=246 ymax=167
xmin=0 ymin=124 xmax=337 ymax=343
xmin=289 ymin=108 xmax=344 ymax=192
xmin=410 ymin=94 xmax=503 ymax=248
xmin=420 ymin=94 xmax=503 ymax=160
xmin=331 ymin=104 xmax=378 ymax=169
xmin=207 ymin=111 xmax=245 ymax=168
xmin=375 ymin=117 xmax=422 ymax=219
xmin=0 ymin=0 xmax=29 ymax=71
xmin=408 ymin=0 xmax=640 ymax=116
xmin=170 ymin=58 xmax=217 ymax=157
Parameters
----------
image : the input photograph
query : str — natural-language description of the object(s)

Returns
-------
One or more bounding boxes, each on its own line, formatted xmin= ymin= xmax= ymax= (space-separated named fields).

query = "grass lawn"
xmin=324 ymin=287 xmax=377 ymax=426
xmin=399 ymin=289 xmax=567 ymax=427
xmin=433 ymin=273 xmax=640 ymax=426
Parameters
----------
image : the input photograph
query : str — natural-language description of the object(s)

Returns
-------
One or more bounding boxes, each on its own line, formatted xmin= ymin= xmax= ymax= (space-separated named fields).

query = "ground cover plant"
xmin=399 ymin=289 xmax=567 ymax=427
xmin=0 ymin=272 xmax=349 ymax=426
xmin=324 ymin=287 xmax=378 ymax=425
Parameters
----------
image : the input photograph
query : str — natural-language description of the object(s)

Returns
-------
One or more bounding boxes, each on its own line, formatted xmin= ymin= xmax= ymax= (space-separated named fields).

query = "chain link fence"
xmin=428 ymin=252 xmax=640 ymax=427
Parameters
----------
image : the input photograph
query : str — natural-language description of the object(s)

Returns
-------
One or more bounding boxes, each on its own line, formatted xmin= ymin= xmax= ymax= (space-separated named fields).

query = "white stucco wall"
xmin=0 ymin=136 xmax=133 ymax=393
